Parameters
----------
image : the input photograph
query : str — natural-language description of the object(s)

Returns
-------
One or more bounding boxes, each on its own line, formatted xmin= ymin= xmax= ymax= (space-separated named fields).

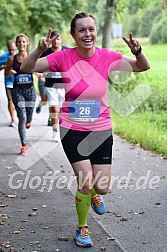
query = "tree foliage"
xmin=101 ymin=0 xmax=151 ymax=48
xmin=150 ymin=16 xmax=167 ymax=44
xmin=0 ymin=0 xmax=29 ymax=48
xmin=0 ymin=0 xmax=85 ymax=50
xmin=123 ymin=0 xmax=167 ymax=44
xmin=0 ymin=0 xmax=166 ymax=51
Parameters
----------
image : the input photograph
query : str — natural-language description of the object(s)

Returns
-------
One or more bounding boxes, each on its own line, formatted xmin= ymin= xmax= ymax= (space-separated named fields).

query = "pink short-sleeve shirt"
xmin=47 ymin=47 xmax=122 ymax=131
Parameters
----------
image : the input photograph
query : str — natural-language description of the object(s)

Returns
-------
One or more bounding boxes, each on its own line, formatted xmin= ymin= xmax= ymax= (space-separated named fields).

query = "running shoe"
xmin=53 ymin=130 xmax=60 ymax=142
xmin=47 ymin=118 xmax=52 ymax=126
xmin=75 ymin=226 xmax=93 ymax=247
xmin=91 ymin=194 xmax=105 ymax=215
xmin=20 ymin=144 xmax=28 ymax=156
xmin=36 ymin=106 xmax=41 ymax=114
xmin=9 ymin=119 xmax=15 ymax=127
xmin=26 ymin=123 xmax=31 ymax=129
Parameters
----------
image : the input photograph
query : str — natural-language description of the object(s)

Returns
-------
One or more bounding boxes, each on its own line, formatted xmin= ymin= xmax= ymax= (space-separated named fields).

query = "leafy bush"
xmin=150 ymin=16 xmax=167 ymax=44
xmin=127 ymin=15 xmax=141 ymax=36
xmin=139 ymin=7 xmax=161 ymax=37
xmin=108 ymin=72 xmax=167 ymax=113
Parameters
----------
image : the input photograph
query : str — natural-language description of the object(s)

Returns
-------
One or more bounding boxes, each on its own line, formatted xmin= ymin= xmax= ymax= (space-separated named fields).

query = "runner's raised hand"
xmin=38 ymin=28 xmax=60 ymax=51
xmin=123 ymin=32 xmax=141 ymax=53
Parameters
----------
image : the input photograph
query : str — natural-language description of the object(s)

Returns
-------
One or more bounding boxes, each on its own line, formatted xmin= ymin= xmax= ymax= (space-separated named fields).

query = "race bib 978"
xmin=16 ymin=74 xmax=32 ymax=84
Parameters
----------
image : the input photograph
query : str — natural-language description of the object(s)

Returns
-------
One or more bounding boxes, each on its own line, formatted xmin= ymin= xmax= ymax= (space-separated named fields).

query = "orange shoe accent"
xmin=91 ymin=194 xmax=105 ymax=215
xmin=20 ymin=145 xmax=28 ymax=156
xmin=75 ymin=226 xmax=93 ymax=247
xmin=26 ymin=123 xmax=31 ymax=129
xmin=92 ymin=195 xmax=101 ymax=207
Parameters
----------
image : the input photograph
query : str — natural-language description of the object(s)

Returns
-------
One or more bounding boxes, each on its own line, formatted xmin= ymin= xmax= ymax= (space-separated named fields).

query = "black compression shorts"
xmin=60 ymin=127 xmax=113 ymax=164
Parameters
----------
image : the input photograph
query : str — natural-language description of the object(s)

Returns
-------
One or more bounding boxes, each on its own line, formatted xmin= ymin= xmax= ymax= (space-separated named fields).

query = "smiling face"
xmin=16 ymin=35 xmax=28 ymax=52
xmin=72 ymin=16 xmax=97 ymax=56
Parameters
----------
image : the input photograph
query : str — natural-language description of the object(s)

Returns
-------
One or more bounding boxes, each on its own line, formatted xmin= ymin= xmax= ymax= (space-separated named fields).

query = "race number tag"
xmin=16 ymin=74 xmax=32 ymax=84
xmin=69 ymin=100 xmax=100 ymax=122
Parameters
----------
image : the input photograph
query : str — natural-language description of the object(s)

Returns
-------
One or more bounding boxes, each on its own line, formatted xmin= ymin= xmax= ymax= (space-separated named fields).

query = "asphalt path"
xmin=0 ymin=70 xmax=167 ymax=252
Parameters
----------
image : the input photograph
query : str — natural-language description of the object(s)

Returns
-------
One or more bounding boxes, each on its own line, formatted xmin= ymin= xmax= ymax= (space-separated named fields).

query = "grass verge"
xmin=111 ymin=109 xmax=167 ymax=158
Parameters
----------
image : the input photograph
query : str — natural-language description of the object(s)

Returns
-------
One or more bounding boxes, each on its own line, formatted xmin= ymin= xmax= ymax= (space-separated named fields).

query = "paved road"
xmin=0 ymin=70 xmax=167 ymax=252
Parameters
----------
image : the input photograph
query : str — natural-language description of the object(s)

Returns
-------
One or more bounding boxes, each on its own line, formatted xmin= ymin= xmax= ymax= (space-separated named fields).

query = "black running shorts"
xmin=60 ymin=127 xmax=113 ymax=164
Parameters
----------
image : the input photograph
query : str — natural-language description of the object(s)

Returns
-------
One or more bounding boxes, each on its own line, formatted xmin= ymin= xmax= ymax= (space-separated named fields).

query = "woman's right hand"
xmin=38 ymin=28 xmax=59 ymax=51
xmin=20 ymin=28 xmax=55 ymax=73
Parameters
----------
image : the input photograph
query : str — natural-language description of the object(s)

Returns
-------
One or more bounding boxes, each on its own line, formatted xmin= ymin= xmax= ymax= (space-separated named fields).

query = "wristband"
xmin=131 ymin=46 xmax=142 ymax=56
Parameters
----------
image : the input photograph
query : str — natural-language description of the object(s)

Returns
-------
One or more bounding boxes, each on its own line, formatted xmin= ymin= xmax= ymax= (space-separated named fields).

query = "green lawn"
xmin=143 ymin=44 xmax=167 ymax=73
xmin=110 ymin=42 xmax=167 ymax=157
xmin=111 ymin=110 xmax=167 ymax=157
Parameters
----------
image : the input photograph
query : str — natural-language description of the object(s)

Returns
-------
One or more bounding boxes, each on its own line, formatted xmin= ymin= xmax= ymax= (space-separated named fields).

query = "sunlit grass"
xmin=111 ymin=110 xmax=167 ymax=157
xmin=109 ymin=42 xmax=167 ymax=157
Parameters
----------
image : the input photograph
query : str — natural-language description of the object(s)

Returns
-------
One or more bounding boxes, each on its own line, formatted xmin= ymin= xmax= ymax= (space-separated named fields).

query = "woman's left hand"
xmin=123 ymin=32 xmax=141 ymax=53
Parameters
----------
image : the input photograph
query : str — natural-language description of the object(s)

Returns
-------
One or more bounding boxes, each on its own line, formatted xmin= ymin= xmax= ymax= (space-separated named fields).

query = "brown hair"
xmin=15 ymin=34 xmax=29 ymax=45
xmin=70 ymin=12 xmax=98 ymax=35
xmin=51 ymin=30 xmax=61 ymax=38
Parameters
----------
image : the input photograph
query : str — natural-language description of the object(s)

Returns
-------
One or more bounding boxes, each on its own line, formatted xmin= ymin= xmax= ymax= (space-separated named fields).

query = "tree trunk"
xmin=29 ymin=32 xmax=35 ymax=52
xmin=102 ymin=0 xmax=118 ymax=48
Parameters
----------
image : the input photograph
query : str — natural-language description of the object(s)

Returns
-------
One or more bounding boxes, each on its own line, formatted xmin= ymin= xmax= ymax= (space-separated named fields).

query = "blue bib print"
xmin=69 ymin=100 xmax=100 ymax=122
xmin=16 ymin=74 xmax=32 ymax=84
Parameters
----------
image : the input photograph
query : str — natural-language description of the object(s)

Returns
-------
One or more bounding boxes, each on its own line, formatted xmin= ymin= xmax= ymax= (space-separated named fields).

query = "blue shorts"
xmin=60 ymin=127 xmax=113 ymax=164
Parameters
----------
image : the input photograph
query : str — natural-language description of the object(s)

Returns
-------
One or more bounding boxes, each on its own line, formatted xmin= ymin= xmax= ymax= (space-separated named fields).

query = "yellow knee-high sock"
xmin=91 ymin=188 xmax=97 ymax=198
xmin=75 ymin=190 xmax=91 ymax=227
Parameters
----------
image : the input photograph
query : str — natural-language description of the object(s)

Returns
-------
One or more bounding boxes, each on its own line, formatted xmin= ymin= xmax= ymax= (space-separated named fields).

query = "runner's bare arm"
xmin=21 ymin=55 xmax=50 ymax=73
xmin=21 ymin=28 xmax=59 ymax=73
xmin=5 ymin=56 xmax=16 ymax=77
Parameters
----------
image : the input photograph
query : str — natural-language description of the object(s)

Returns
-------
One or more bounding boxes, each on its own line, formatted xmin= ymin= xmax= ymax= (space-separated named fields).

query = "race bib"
xmin=69 ymin=100 xmax=100 ymax=122
xmin=16 ymin=74 xmax=32 ymax=84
